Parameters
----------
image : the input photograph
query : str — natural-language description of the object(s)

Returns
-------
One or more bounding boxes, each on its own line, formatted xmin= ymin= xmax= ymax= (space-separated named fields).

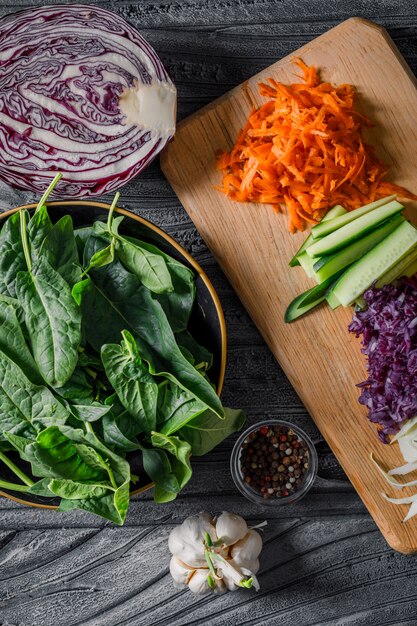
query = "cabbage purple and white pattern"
xmin=0 ymin=5 xmax=175 ymax=196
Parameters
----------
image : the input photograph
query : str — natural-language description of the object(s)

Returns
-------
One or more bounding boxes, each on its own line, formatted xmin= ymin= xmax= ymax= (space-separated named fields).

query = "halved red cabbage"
xmin=0 ymin=5 xmax=176 ymax=197
xmin=349 ymin=277 xmax=417 ymax=441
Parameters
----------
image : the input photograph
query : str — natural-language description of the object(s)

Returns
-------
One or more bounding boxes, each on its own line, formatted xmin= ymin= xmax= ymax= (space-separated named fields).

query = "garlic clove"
xmin=168 ymin=512 xmax=215 ymax=567
xmin=228 ymin=556 xmax=260 ymax=575
xmin=215 ymin=512 xmax=248 ymax=546
xmin=213 ymin=578 xmax=228 ymax=595
xmin=230 ymin=529 xmax=263 ymax=561
xmin=187 ymin=568 xmax=212 ymax=595
xmin=169 ymin=556 xmax=196 ymax=588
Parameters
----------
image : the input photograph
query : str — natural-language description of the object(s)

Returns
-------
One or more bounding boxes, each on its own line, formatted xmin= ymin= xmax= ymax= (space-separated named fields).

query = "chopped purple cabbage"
xmin=348 ymin=277 xmax=417 ymax=440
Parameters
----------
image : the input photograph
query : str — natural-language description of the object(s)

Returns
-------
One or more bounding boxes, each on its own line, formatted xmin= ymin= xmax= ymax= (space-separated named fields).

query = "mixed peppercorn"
xmin=240 ymin=424 xmax=310 ymax=499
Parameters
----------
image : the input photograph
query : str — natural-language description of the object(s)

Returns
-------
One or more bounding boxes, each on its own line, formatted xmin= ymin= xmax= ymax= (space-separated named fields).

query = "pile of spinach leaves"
xmin=0 ymin=175 xmax=245 ymax=524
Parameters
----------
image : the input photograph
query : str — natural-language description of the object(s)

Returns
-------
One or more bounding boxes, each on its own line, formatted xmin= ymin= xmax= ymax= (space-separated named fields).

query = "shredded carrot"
xmin=216 ymin=59 xmax=417 ymax=233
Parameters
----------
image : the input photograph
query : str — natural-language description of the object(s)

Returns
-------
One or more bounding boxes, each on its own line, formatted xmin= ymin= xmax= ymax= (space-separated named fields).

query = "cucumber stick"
xmin=312 ymin=215 xmax=404 ymax=284
xmin=288 ymin=205 xmax=346 ymax=267
xmin=326 ymin=290 xmax=341 ymax=310
xmin=355 ymin=247 xmax=417 ymax=308
xmin=285 ymin=272 xmax=343 ymax=322
xmin=298 ymin=251 xmax=319 ymax=277
xmin=329 ymin=220 xmax=417 ymax=307
xmin=311 ymin=194 xmax=396 ymax=239
xmin=306 ymin=200 xmax=404 ymax=257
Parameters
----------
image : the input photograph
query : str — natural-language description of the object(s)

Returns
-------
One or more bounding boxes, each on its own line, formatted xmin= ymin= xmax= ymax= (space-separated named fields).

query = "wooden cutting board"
xmin=161 ymin=17 xmax=417 ymax=553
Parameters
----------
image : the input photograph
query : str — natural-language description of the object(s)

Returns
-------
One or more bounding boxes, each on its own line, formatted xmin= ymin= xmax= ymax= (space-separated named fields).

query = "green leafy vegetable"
xmin=94 ymin=206 xmax=174 ymax=294
xmin=179 ymin=408 xmax=246 ymax=456
xmin=80 ymin=239 xmax=223 ymax=418
xmin=0 ymin=182 xmax=244 ymax=525
xmin=41 ymin=215 xmax=81 ymax=286
xmin=101 ymin=330 xmax=158 ymax=433
xmin=0 ymin=304 xmax=41 ymax=383
xmin=16 ymin=256 xmax=82 ymax=387
xmin=0 ymin=350 xmax=68 ymax=443
xmin=0 ymin=211 xmax=26 ymax=298
xmin=141 ymin=432 xmax=192 ymax=503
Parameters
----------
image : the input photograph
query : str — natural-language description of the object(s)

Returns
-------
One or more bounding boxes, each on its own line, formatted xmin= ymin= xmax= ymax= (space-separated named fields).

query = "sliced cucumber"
xmin=311 ymin=194 xmax=396 ymax=240
xmin=355 ymin=248 xmax=417 ymax=310
xmin=329 ymin=221 xmax=417 ymax=307
xmin=376 ymin=246 xmax=417 ymax=287
xmin=289 ymin=205 xmax=347 ymax=266
xmin=285 ymin=294 xmax=327 ymax=322
xmin=326 ymin=290 xmax=342 ymax=310
xmin=403 ymin=257 xmax=417 ymax=278
xmin=285 ymin=272 xmax=344 ymax=322
xmin=306 ymin=200 xmax=404 ymax=258
xmin=298 ymin=251 xmax=319 ymax=278
xmin=312 ymin=215 xmax=404 ymax=284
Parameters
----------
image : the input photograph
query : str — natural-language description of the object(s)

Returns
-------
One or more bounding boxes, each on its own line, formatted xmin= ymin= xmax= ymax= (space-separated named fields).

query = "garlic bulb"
xmin=168 ymin=511 xmax=265 ymax=595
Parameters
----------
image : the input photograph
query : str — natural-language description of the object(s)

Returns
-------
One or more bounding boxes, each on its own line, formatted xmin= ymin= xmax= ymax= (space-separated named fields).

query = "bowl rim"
xmin=0 ymin=200 xmax=227 ymax=509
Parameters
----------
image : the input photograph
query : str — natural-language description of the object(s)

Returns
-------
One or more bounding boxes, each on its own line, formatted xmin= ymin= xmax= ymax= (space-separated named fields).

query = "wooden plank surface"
xmin=1 ymin=1 xmax=417 ymax=624
xmin=161 ymin=17 xmax=417 ymax=554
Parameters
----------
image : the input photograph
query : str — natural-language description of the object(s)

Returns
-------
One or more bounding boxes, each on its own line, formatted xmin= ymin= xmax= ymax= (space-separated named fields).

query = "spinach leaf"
xmin=151 ymin=432 xmax=192 ymax=488
xmin=69 ymin=402 xmax=112 ymax=423
xmin=101 ymin=412 xmax=141 ymax=452
xmin=83 ymin=242 xmax=115 ymax=274
xmin=0 ymin=304 xmax=41 ymax=384
xmin=0 ymin=211 xmax=26 ymax=297
xmin=157 ymin=383 xmax=207 ymax=435
xmin=141 ymin=432 xmax=192 ymax=503
xmin=41 ymin=215 xmax=81 ymax=286
xmin=94 ymin=220 xmax=174 ymax=294
xmin=0 ymin=351 xmax=68 ymax=443
xmin=58 ymin=482 xmax=130 ymax=525
xmin=28 ymin=478 xmax=56 ymax=498
xmin=178 ymin=408 xmax=246 ymax=456
xmin=175 ymin=330 xmax=213 ymax=371
xmin=125 ymin=236 xmax=195 ymax=332
xmin=54 ymin=367 xmax=94 ymax=403
xmin=25 ymin=427 xmax=106 ymax=482
xmin=27 ymin=204 xmax=53 ymax=260
xmin=115 ymin=238 xmax=173 ymax=294
xmin=74 ymin=226 xmax=94 ymax=259
xmin=52 ymin=425 xmax=131 ymax=525
xmin=141 ymin=447 xmax=179 ymax=502
xmin=101 ymin=330 xmax=158 ymax=433
xmin=48 ymin=479 xmax=112 ymax=500
xmin=16 ymin=256 xmax=82 ymax=387
xmin=80 ymin=239 xmax=223 ymax=418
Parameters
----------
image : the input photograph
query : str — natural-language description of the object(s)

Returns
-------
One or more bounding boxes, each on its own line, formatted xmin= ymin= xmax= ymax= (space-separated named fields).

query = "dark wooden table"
xmin=1 ymin=1 xmax=417 ymax=624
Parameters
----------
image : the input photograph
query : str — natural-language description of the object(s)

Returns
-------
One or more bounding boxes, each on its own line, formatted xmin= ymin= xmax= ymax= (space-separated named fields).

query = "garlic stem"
xmin=204 ymin=549 xmax=221 ymax=581
xmin=211 ymin=552 xmax=253 ymax=588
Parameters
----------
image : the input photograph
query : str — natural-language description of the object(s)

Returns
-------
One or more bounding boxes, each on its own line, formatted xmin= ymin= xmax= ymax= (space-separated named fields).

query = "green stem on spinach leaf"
xmin=0 ymin=451 xmax=34 ymax=487
xmin=19 ymin=210 xmax=32 ymax=272
xmin=106 ymin=464 xmax=118 ymax=490
xmin=83 ymin=424 xmax=117 ymax=490
xmin=35 ymin=172 xmax=62 ymax=213
xmin=107 ymin=191 xmax=120 ymax=231
xmin=85 ymin=366 xmax=97 ymax=380
xmin=0 ymin=479 xmax=30 ymax=493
